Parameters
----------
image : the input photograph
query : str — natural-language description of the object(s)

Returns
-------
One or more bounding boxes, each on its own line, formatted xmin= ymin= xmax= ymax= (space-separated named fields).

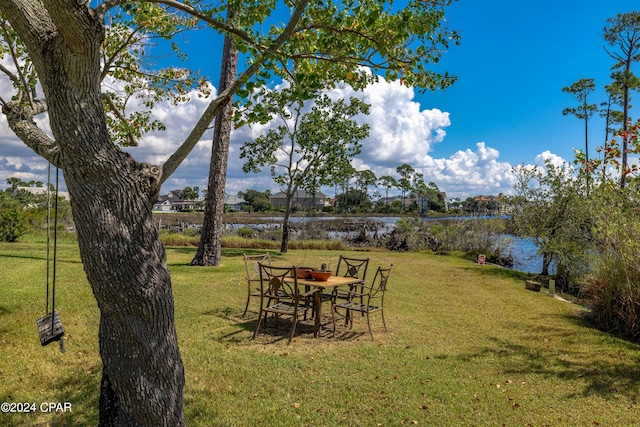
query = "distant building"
xmin=472 ymin=194 xmax=512 ymax=215
xmin=153 ymin=198 xmax=174 ymax=212
xmin=447 ymin=197 xmax=463 ymax=211
xmin=473 ymin=194 xmax=500 ymax=203
xmin=153 ymin=189 xmax=201 ymax=212
xmin=13 ymin=186 xmax=70 ymax=201
xmin=224 ymin=193 xmax=246 ymax=211
xmin=374 ymin=195 xmax=403 ymax=206
xmin=270 ymin=189 xmax=330 ymax=209
xmin=373 ymin=195 xmax=415 ymax=209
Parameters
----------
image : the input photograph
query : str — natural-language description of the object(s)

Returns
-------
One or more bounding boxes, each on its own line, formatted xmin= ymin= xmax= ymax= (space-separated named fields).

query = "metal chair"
xmin=329 ymin=255 xmax=370 ymax=318
xmin=253 ymin=264 xmax=316 ymax=344
xmin=242 ymin=253 xmax=271 ymax=316
xmin=336 ymin=255 xmax=370 ymax=282
xmin=331 ymin=264 xmax=393 ymax=341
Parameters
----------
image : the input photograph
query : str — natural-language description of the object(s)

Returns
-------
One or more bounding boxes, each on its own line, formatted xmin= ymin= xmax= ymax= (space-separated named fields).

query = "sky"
xmin=0 ymin=1 xmax=636 ymax=200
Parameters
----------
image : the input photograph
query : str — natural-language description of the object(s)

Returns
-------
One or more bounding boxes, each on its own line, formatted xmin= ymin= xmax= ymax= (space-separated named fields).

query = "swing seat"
xmin=36 ymin=311 xmax=64 ymax=346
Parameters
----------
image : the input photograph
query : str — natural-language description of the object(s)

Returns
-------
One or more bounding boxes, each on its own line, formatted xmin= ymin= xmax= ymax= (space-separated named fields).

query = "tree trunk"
xmin=602 ymin=100 xmax=611 ymax=183
xmin=68 ymin=162 xmax=185 ymax=427
xmin=584 ymin=111 xmax=589 ymax=164
xmin=1 ymin=4 xmax=185 ymax=425
xmin=47 ymin=44 xmax=186 ymax=427
xmin=50 ymin=58 xmax=185 ymax=427
xmin=192 ymin=29 xmax=238 ymax=266
xmin=620 ymin=62 xmax=631 ymax=188
xmin=280 ymin=193 xmax=294 ymax=253
xmin=541 ymin=251 xmax=552 ymax=276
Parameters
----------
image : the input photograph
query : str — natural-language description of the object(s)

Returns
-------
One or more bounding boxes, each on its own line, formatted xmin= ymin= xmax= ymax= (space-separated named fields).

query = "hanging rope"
xmin=51 ymin=165 xmax=59 ymax=327
xmin=45 ymin=162 xmax=51 ymax=315
xmin=36 ymin=163 xmax=65 ymax=353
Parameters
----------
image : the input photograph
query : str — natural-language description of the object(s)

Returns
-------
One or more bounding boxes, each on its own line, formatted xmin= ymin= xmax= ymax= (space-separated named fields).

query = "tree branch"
xmin=151 ymin=0 xmax=266 ymax=49
xmin=0 ymin=18 xmax=32 ymax=105
xmin=97 ymin=0 xmax=267 ymax=52
xmin=160 ymin=0 xmax=311 ymax=184
xmin=95 ymin=0 xmax=125 ymax=16
xmin=101 ymin=93 xmax=138 ymax=147
xmin=0 ymin=62 xmax=20 ymax=86
xmin=1 ymin=99 xmax=61 ymax=166
xmin=43 ymin=0 xmax=102 ymax=53
xmin=100 ymin=26 xmax=142 ymax=81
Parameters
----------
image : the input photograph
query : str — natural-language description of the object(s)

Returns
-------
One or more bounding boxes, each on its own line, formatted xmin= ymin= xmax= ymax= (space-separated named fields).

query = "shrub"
xmin=237 ymin=226 xmax=257 ymax=239
xmin=159 ymin=232 xmax=199 ymax=246
xmin=381 ymin=217 xmax=439 ymax=252
xmin=583 ymin=255 xmax=640 ymax=341
xmin=582 ymin=186 xmax=640 ymax=342
xmin=257 ymin=227 xmax=282 ymax=241
xmin=295 ymin=225 xmax=330 ymax=241
xmin=0 ymin=208 xmax=28 ymax=242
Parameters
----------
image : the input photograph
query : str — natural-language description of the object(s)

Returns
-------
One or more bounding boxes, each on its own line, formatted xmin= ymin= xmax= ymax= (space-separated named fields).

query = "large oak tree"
xmin=0 ymin=0 xmax=458 ymax=424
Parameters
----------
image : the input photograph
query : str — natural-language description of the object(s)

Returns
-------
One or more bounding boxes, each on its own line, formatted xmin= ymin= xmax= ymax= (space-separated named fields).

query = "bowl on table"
xmin=309 ymin=270 xmax=332 ymax=281
xmin=296 ymin=267 xmax=313 ymax=279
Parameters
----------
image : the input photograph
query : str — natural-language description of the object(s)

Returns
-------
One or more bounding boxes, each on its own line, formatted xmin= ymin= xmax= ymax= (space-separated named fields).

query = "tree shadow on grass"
xmin=0 ymin=253 xmax=82 ymax=264
xmin=165 ymin=248 xmax=283 ymax=266
xmin=163 ymin=248 xmax=284 ymax=259
xmin=452 ymin=314 xmax=640 ymax=401
xmin=0 ymin=360 xmax=101 ymax=427
xmin=461 ymin=263 xmax=534 ymax=282
xmin=0 ymin=253 xmax=47 ymax=262
xmin=221 ymin=248 xmax=284 ymax=261
xmin=165 ymin=247 xmax=197 ymax=255
xmin=47 ymin=362 xmax=101 ymax=426
xmin=203 ymin=306 xmax=350 ymax=344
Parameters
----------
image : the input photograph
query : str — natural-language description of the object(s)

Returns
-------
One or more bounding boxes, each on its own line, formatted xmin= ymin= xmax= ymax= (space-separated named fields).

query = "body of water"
xmin=193 ymin=214 xmax=543 ymax=274
xmin=503 ymin=236 xmax=548 ymax=274
xmin=269 ymin=215 xmax=547 ymax=274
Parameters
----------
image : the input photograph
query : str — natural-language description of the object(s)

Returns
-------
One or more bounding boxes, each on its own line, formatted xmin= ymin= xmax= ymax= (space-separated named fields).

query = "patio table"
xmin=287 ymin=275 xmax=364 ymax=336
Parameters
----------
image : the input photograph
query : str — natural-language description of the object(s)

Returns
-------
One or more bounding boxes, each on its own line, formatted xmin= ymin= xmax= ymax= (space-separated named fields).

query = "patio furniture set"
xmin=243 ymin=254 xmax=393 ymax=344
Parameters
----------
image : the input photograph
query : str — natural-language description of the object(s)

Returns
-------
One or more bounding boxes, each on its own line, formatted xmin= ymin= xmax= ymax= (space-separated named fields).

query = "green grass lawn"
xmin=1 ymin=240 xmax=639 ymax=426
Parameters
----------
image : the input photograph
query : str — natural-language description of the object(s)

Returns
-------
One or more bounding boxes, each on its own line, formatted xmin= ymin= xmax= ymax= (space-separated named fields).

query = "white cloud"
xmin=535 ymin=150 xmax=570 ymax=168
xmin=423 ymin=142 xmax=517 ymax=198
xmin=0 ymin=62 xmax=52 ymax=186
xmin=326 ymin=78 xmax=451 ymax=166
xmin=0 ymin=69 xmax=561 ymax=200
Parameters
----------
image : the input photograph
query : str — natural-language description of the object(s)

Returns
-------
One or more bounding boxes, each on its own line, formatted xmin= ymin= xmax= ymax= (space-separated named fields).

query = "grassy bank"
xmin=1 ymin=240 xmax=639 ymax=426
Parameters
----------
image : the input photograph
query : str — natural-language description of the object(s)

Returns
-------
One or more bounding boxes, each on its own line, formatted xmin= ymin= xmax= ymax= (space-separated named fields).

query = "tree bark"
xmin=192 ymin=29 xmax=238 ymax=266
xmin=1 ymin=2 xmax=185 ymax=425
xmin=620 ymin=68 xmax=630 ymax=188
xmin=42 ymin=31 xmax=186 ymax=427
xmin=541 ymin=251 xmax=552 ymax=276
xmin=280 ymin=192 xmax=294 ymax=253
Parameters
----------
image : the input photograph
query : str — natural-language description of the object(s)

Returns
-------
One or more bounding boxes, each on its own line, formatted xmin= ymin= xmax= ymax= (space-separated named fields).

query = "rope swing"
xmin=36 ymin=163 xmax=65 ymax=353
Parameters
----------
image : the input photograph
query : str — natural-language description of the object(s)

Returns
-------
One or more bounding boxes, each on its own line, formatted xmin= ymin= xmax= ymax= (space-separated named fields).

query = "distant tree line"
xmin=0 ymin=177 xmax=72 ymax=242
xmin=234 ymin=162 xmax=453 ymax=216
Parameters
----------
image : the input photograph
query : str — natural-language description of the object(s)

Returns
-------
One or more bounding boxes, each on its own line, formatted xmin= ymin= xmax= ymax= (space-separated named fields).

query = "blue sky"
xmin=422 ymin=0 xmax=631 ymax=165
xmin=167 ymin=0 xmax=636 ymax=197
xmin=0 ymin=1 xmax=637 ymax=199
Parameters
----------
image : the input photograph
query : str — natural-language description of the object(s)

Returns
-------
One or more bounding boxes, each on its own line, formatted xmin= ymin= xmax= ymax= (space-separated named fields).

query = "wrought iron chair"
xmin=242 ymin=253 xmax=272 ymax=316
xmin=253 ymin=264 xmax=316 ymax=344
xmin=336 ymin=255 xmax=370 ymax=282
xmin=331 ymin=264 xmax=393 ymax=341
xmin=329 ymin=255 xmax=370 ymax=317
